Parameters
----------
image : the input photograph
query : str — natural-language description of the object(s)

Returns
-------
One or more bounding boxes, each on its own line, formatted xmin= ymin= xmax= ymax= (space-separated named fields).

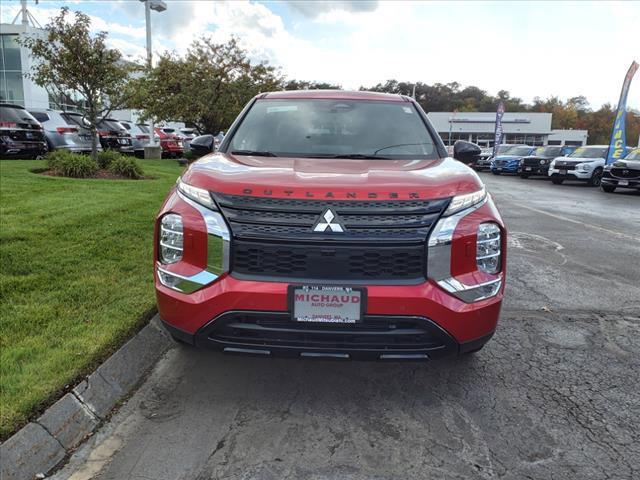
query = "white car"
xmin=548 ymin=145 xmax=609 ymax=186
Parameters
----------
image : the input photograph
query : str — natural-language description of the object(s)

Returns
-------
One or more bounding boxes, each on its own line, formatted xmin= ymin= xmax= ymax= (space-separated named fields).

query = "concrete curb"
xmin=0 ymin=315 xmax=173 ymax=480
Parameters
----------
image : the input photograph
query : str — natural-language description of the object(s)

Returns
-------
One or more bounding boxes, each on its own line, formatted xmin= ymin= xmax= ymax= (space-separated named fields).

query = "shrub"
xmin=108 ymin=156 xmax=144 ymax=179
xmin=96 ymin=150 xmax=122 ymax=169
xmin=46 ymin=151 xmax=98 ymax=178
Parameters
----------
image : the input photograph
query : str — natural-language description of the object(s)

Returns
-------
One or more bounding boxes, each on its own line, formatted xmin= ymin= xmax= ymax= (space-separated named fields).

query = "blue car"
xmin=491 ymin=145 xmax=536 ymax=174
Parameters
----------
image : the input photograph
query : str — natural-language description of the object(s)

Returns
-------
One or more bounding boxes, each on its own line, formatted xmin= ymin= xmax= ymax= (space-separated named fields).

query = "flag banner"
xmin=492 ymin=101 xmax=505 ymax=158
xmin=606 ymin=61 xmax=639 ymax=165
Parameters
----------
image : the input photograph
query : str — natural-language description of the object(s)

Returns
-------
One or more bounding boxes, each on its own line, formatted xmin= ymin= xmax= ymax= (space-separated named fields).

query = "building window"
xmin=0 ymin=34 xmax=25 ymax=106
xmin=547 ymin=140 xmax=562 ymax=145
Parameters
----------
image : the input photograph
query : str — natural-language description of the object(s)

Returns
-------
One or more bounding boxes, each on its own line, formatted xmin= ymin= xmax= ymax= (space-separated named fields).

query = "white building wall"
xmin=547 ymin=129 xmax=588 ymax=146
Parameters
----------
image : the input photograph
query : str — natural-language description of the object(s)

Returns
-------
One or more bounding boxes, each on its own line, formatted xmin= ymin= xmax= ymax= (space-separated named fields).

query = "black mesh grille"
xmin=610 ymin=168 xmax=640 ymax=179
xmin=213 ymin=192 xmax=448 ymax=282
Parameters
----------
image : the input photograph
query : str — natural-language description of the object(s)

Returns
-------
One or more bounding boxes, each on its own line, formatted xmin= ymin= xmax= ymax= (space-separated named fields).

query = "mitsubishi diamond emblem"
xmin=313 ymin=208 xmax=344 ymax=233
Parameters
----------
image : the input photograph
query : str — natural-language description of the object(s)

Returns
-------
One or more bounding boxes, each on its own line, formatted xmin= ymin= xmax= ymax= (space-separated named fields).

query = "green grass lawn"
xmin=0 ymin=159 xmax=184 ymax=439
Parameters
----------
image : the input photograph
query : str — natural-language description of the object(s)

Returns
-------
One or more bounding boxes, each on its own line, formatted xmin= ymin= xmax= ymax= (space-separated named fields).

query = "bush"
xmin=46 ymin=151 xmax=98 ymax=178
xmin=109 ymin=156 xmax=144 ymax=179
xmin=96 ymin=150 xmax=122 ymax=169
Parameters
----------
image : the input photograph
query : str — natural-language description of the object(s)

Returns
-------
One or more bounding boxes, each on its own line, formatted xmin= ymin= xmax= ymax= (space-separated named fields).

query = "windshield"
xmin=533 ymin=146 xmax=562 ymax=157
xmin=505 ymin=146 xmax=533 ymax=156
xmin=569 ymin=147 xmax=608 ymax=159
xmin=496 ymin=145 xmax=514 ymax=154
xmin=227 ymin=99 xmax=437 ymax=159
xmin=624 ymin=149 xmax=640 ymax=161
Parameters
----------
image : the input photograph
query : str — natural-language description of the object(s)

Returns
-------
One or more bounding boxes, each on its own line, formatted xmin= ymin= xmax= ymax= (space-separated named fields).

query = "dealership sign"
xmin=606 ymin=61 xmax=639 ymax=165
xmin=492 ymin=101 xmax=505 ymax=158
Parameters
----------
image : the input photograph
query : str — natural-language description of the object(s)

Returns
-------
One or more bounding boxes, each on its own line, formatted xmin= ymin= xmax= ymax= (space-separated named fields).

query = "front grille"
xmin=214 ymin=192 xmax=448 ymax=282
xmin=198 ymin=312 xmax=457 ymax=355
xmin=555 ymin=162 xmax=576 ymax=171
xmin=610 ymin=168 xmax=640 ymax=179
xmin=233 ymin=241 xmax=425 ymax=281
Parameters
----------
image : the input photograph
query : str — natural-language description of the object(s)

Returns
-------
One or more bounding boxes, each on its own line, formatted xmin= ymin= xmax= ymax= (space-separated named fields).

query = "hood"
xmin=610 ymin=160 xmax=640 ymax=170
xmin=555 ymin=156 xmax=602 ymax=164
xmin=523 ymin=155 xmax=554 ymax=161
xmin=182 ymin=153 xmax=483 ymax=201
xmin=494 ymin=155 xmax=522 ymax=162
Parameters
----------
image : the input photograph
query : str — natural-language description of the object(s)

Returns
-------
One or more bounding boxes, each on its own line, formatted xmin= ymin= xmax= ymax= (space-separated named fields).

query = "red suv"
xmin=155 ymin=127 xmax=184 ymax=158
xmin=155 ymin=91 xmax=506 ymax=360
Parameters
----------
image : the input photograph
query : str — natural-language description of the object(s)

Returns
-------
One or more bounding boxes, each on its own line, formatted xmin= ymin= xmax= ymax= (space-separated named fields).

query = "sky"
xmin=1 ymin=0 xmax=639 ymax=110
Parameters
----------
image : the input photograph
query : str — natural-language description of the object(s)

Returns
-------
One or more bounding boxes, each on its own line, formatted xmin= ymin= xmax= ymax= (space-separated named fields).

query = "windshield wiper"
xmin=230 ymin=150 xmax=278 ymax=157
xmin=311 ymin=153 xmax=392 ymax=160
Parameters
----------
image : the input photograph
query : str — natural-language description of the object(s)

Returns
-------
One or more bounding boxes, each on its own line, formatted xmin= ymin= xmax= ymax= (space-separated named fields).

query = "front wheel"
xmin=491 ymin=171 xmax=500 ymax=175
xmin=520 ymin=174 xmax=529 ymax=179
xmin=601 ymin=185 xmax=616 ymax=193
xmin=588 ymin=168 xmax=603 ymax=187
xmin=551 ymin=178 xmax=564 ymax=185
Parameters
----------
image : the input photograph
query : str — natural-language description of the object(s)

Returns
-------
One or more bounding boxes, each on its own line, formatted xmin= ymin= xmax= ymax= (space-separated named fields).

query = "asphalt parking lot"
xmin=54 ymin=174 xmax=640 ymax=480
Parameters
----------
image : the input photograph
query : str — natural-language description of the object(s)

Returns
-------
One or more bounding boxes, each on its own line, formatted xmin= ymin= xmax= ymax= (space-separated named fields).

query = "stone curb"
xmin=0 ymin=315 xmax=173 ymax=480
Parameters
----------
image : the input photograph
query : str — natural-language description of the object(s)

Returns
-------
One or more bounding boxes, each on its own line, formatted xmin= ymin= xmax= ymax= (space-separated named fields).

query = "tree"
xmin=132 ymin=38 xmax=282 ymax=135
xmin=20 ymin=8 xmax=136 ymax=160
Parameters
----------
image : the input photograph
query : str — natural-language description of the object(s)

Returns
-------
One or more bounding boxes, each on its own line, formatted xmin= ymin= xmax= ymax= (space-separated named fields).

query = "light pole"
xmin=140 ymin=0 xmax=166 ymax=158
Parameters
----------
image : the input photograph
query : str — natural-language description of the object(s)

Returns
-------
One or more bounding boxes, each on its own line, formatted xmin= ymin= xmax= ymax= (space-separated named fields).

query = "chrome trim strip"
xmin=159 ymin=241 xmax=183 ymax=251
xmin=436 ymin=277 xmax=502 ymax=303
xmin=157 ymin=263 xmax=219 ymax=294
xmin=177 ymin=191 xmax=231 ymax=241
xmin=476 ymin=252 xmax=500 ymax=260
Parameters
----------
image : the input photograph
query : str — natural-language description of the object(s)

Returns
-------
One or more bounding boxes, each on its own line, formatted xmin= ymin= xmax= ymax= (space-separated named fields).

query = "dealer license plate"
xmin=118 ymin=138 xmax=128 ymax=145
xmin=559 ymin=169 xmax=567 ymax=175
xmin=619 ymin=180 xmax=629 ymax=186
xmin=525 ymin=167 xmax=532 ymax=171
xmin=291 ymin=285 xmax=364 ymax=323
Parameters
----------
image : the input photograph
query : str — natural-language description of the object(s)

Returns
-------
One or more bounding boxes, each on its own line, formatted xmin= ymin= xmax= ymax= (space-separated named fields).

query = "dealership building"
xmin=427 ymin=111 xmax=588 ymax=147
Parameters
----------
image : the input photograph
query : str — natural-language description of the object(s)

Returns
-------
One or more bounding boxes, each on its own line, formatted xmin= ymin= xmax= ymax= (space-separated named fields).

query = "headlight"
xmin=159 ymin=214 xmax=183 ymax=264
xmin=540 ymin=159 xmax=547 ymax=165
xmin=476 ymin=223 xmax=501 ymax=274
xmin=177 ymin=177 xmax=217 ymax=210
xmin=549 ymin=160 xmax=556 ymax=168
xmin=444 ymin=187 xmax=486 ymax=216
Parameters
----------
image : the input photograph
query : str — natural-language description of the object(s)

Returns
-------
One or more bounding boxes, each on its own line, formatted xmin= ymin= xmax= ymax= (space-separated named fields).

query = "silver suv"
xmin=29 ymin=109 xmax=99 ymax=154
xmin=119 ymin=120 xmax=151 ymax=158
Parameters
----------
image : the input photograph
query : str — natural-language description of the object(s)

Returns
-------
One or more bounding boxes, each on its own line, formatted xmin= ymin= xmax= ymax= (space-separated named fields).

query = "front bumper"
xmin=0 ymin=142 xmax=48 ymax=159
xmin=491 ymin=164 xmax=519 ymax=173
xmin=519 ymin=165 xmax=549 ymax=175
xmin=548 ymin=168 xmax=592 ymax=181
xmin=601 ymin=176 xmax=640 ymax=189
xmin=161 ymin=310 xmax=495 ymax=360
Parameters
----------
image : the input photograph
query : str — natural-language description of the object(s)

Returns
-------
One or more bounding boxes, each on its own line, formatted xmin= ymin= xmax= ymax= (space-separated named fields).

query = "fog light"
xmin=160 ymin=214 xmax=183 ymax=264
xmin=477 ymin=223 xmax=501 ymax=274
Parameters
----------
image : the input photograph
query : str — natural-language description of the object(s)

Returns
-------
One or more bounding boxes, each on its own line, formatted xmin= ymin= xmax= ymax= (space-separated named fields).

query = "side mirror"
xmin=189 ymin=134 xmax=215 ymax=157
xmin=453 ymin=140 xmax=482 ymax=165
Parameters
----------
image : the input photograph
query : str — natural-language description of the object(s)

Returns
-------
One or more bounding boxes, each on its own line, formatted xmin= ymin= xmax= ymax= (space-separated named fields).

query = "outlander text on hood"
xmin=154 ymin=91 xmax=506 ymax=360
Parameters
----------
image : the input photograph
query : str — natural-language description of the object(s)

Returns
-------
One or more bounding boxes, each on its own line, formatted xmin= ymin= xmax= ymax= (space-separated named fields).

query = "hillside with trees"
xmin=363 ymin=80 xmax=640 ymax=146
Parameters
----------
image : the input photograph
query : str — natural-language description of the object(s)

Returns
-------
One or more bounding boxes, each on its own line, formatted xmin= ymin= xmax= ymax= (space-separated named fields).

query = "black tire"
xmin=601 ymin=185 xmax=616 ymax=193
xmin=491 ymin=171 xmax=500 ymax=175
xmin=170 ymin=333 xmax=194 ymax=347
xmin=551 ymin=178 xmax=564 ymax=184
xmin=462 ymin=345 xmax=485 ymax=355
xmin=588 ymin=168 xmax=603 ymax=187
xmin=520 ymin=174 xmax=529 ymax=179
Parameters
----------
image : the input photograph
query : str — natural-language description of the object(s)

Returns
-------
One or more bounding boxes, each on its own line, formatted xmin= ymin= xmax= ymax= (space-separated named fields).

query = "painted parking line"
xmin=509 ymin=202 xmax=640 ymax=243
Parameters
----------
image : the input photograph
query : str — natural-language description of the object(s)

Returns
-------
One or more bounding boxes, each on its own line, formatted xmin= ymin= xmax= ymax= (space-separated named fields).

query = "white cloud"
xmin=285 ymin=0 xmax=379 ymax=18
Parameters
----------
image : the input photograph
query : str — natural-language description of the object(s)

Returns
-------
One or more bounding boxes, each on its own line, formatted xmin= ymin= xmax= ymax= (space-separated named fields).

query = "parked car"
xmin=29 ymin=109 xmax=98 ymax=154
xmin=119 ymin=120 xmax=150 ymax=157
xmin=0 ymin=103 xmax=48 ymax=159
xmin=180 ymin=128 xmax=197 ymax=151
xmin=518 ymin=145 xmax=576 ymax=178
xmin=154 ymin=127 xmax=183 ymax=158
xmin=97 ymin=118 xmax=134 ymax=154
xmin=473 ymin=144 xmax=517 ymax=170
xmin=601 ymin=147 xmax=640 ymax=193
xmin=548 ymin=145 xmax=613 ymax=186
xmin=154 ymin=90 xmax=506 ymax=359
xmin=490 ymin=145 xmax=535 ymax=174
